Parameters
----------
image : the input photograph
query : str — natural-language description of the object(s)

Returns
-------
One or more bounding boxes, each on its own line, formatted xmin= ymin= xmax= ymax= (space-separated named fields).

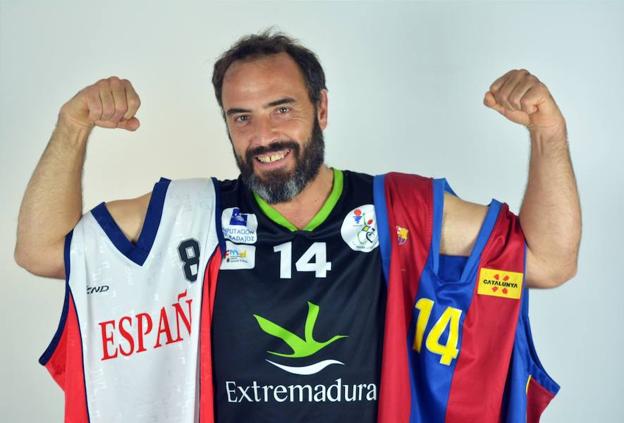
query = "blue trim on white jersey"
xmin=39 ymin=230 xmax=73 ymax=365
xmin=373 ymin=174 xmax=391 ymax=284
xmin=91 ymin=178 xmax=170 ymax=266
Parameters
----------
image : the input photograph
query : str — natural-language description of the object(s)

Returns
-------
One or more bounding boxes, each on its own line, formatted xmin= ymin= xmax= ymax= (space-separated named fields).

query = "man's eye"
xmin=277 ymin=106 xmax=290 ymax=114
xmin=234 ymin=115 xmax=249 ymax=123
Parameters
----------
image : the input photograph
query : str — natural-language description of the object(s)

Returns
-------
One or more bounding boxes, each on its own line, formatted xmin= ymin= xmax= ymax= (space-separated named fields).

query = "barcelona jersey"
xmin=374 ymin=172 xmax=559 ymax=423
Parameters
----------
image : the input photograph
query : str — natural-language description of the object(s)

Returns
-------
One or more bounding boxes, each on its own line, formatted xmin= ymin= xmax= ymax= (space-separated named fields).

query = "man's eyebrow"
xmin=225 ymin=97 xmax=297 ymax=117
xmin=225 ymin=107 xmax=251 ymax=117
xmin=265 ymin=97 xmax=296 ymax=108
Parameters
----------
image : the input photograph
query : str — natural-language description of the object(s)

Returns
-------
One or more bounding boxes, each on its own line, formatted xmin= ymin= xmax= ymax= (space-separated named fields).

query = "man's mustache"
xmin=246 ymin=141 xmax=300 ymax=163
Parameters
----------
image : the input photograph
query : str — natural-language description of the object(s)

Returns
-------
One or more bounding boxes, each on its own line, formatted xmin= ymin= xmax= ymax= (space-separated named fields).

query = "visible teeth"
xmin=257 ymin=151 xmax=286 ymax=163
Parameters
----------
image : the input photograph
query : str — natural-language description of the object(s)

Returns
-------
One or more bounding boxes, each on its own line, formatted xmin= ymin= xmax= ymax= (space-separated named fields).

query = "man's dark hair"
xmin=212 ymin=30 xmax=327 ymax=109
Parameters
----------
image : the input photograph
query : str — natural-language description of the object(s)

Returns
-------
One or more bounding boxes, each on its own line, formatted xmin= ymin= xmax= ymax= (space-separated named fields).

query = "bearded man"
xmin=15 ymin=31 xmax=580 ymax=423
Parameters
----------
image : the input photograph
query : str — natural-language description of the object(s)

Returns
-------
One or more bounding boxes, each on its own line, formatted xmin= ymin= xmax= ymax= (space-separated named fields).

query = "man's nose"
xmin=250 ymin=116 xmax=279 ymax=147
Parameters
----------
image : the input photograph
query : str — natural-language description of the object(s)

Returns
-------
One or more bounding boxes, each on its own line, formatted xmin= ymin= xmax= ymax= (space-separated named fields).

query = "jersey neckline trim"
xmin=252 ymin=168 xmax=344 ymax=232
xmin=90 ymin=177 xmax=170 ymax=266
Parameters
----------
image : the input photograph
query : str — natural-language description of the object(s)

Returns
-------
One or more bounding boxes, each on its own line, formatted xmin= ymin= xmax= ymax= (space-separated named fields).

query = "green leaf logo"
xmin=254 ymin=302 xmax=347 ymax=359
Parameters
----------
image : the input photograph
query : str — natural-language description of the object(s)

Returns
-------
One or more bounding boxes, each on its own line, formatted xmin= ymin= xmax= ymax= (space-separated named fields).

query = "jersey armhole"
xmin=211 ymin=177 xmax=226 ymax=255
xmin=39 ymin=230 xmax=73 ymax=366
xmin=520 ymin=267 xmax=560 ymax=395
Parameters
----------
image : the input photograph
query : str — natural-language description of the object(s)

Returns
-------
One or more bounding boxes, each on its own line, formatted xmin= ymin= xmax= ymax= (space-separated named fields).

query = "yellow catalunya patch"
xmin=477 ymin=268 xmax=523 ymax=299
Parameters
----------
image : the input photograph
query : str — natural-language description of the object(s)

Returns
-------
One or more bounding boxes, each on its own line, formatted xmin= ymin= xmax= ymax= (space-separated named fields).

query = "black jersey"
xmin=212 ymin=169 xmax=386 ymax=422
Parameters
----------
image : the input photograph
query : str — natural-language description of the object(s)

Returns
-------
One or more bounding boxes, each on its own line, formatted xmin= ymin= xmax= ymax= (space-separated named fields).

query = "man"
xmin=15 ymin=32 xmax=580 ymax=422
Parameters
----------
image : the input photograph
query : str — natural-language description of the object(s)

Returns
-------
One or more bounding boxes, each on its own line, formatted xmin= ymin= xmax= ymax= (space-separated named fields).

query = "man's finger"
xmin=117 ymin=117 xmax=141 ymax=131
xmin=495 ymin=70 xmax=528 ymax=110
xmin=489 ymin=70 xmax=515 ymax=93
xmin=86 ymin=86 xmax=103 ymax=122
xmin=110 ymin=77 xmax=128 ymax=123
xmin=123 ymin=80 xmax=141 ymax=121
xmin=509 ymin=80 xmax=535 ymax=113
xmin=98 ymin=81 xmax=116 ymax=121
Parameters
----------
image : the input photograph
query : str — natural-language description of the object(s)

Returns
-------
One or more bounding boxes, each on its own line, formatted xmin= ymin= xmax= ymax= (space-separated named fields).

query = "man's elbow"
xmin=529 ymin=256 xmax=578 ymax=289
xmin=14 ymin=242 xmax=65 ymax=279
xmin=548 ymin=261 xmax=578 ymax=288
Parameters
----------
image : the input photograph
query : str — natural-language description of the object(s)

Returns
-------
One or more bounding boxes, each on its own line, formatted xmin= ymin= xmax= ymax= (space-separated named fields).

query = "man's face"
xmin=221 ymin=52 xmax=328 ymax=203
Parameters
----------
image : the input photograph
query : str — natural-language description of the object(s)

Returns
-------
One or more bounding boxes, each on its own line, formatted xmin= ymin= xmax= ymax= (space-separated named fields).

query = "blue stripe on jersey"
xmin=373 ymin=174 xmax=391 ymax=284
xmin=39 ymin=230 xmax=73 ymax=365
xmin=502 ymin=258 xmax=560 ymax=422
xmin=409 ymin=179 xmax=502 ymax=422
xmin=91 ymin=177 xmax=170 ymax=265
xmin=430 ymin=179 xmax=445 ymax=275
xmin=431 ymin=178 xmax=458 ymax=274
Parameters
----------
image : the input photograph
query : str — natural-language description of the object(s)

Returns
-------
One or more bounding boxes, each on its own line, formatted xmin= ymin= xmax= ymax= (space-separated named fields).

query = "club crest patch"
xmin=222 ymin=207 xmax=258 ymax=244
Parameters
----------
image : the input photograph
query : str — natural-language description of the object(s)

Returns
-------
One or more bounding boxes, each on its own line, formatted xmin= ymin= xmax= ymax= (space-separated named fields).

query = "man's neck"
xmin=268 ymin=165 xmax=334 ymax=230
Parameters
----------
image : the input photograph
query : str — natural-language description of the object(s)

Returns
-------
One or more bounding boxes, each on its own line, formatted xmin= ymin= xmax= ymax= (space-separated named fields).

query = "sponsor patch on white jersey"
xmin=222 ymin=207 xmax=258 ymax=244
xmin=221 ymin=241 xmax=256 ymax=270
xmin=340 ymin=204 xmax=379 ymax=252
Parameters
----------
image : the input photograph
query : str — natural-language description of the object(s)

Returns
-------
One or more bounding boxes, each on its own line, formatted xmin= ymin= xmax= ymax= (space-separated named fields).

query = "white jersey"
xmin=40 ymin=178 xmax=220 ymax=423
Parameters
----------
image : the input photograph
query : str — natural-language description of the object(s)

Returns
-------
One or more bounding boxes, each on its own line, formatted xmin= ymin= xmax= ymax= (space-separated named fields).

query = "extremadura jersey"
xmin=212 ymin=169 xmax=386 ymax=422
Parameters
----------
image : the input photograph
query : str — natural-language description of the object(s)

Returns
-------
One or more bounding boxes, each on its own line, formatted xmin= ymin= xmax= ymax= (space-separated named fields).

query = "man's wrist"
xmin=529 ymin=120 xmax=568 ymax=150
xmin=54 ymin=114 xmax=93 ymax=148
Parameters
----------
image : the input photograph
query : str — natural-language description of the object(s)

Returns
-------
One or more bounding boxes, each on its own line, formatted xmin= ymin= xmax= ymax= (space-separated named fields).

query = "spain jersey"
xmin=374 ymin=172 xmax=559 ymax=423
xmin=39 ymin=178 xmax=221 ymax=422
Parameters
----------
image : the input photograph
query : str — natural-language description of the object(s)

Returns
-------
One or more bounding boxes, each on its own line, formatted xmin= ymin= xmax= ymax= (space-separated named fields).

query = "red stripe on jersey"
xmin=378 ymin=173 xmax=433 ymax=423
xmin=445 ymin=205 xmax=524 ymax=423
xmin=527 ymin=377 xmax=556 ymax=423
xmin=199 ymin=249 xmax=222 ymax=423
xmin=44 ymin=294 xmax=89 ymax=422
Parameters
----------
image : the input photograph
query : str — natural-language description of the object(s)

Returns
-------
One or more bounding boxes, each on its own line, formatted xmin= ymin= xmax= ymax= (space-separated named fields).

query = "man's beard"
xmin=234 ymin=117 xmax=325 ymax=204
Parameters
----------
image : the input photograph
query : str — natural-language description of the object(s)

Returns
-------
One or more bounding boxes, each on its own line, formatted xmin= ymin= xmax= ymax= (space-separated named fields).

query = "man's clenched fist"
xmin=483 ymin=69 xmax=565 ymax=133
xmin=59 ymin=76 xmax=141 ymax=131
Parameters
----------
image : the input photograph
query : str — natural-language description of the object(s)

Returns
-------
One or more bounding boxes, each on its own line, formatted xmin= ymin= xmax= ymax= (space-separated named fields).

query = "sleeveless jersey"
xmin=40 ymin=178 xmax=221 ymax=423
xmin=211 ymin=170 xmax=386 ymax=422
xmin=373 ymin=172 xmax=559 ymax=423
xmin=40 ymin=171 xmax=559 ymax=423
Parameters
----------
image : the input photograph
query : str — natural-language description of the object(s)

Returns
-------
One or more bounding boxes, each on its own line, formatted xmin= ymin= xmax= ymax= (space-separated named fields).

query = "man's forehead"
xmin=221 ymin=52 xmax=308 ymax=108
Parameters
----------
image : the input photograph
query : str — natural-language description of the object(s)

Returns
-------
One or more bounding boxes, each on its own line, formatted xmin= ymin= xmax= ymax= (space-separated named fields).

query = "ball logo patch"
xmin=340 ymin=205 xmax=379 ymax=252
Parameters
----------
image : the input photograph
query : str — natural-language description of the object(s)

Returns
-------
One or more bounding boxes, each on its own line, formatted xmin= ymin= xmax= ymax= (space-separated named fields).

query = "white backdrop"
xmin=1 ymin=1 xmax=622 ymax=421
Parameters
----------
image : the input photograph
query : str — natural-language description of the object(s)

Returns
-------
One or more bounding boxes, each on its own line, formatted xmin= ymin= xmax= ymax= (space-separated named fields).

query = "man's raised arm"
xmin=442 ymin=69 xmax=581 ymax=288
xmin=15 ymin=77 xmax=144 ymax=278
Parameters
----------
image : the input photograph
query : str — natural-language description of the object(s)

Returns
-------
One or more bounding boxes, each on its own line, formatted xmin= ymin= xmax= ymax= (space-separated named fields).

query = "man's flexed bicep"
xmin=15 ymin=77 xmax=144 ymax=279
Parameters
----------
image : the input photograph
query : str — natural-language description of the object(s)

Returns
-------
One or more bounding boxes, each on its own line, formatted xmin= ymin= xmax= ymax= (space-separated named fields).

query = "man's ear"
xmin=316 ymin=89 xmax=329 ymax=130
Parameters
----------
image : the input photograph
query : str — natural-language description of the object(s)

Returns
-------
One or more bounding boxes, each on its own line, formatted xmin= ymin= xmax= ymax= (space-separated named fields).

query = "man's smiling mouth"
xmin=255 ymin=149 xmax=291 ymax=164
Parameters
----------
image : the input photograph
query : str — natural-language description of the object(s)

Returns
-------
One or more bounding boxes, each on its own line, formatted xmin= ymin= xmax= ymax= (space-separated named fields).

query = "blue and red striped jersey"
xmin=374 ymin=172 xmax=559 ymax=423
